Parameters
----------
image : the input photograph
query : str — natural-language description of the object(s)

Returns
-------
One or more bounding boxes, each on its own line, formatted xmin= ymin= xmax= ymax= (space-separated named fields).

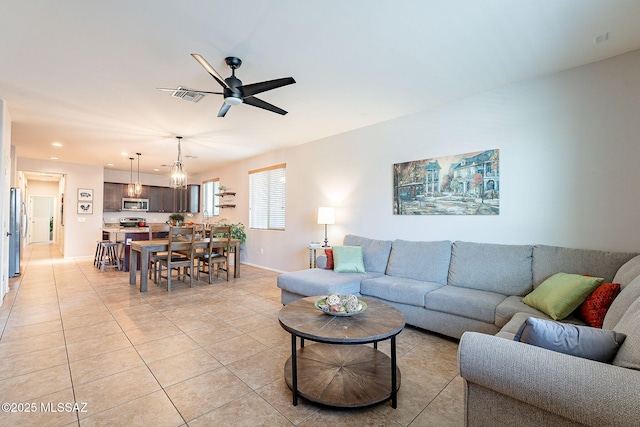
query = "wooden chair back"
xmin=167 ymin=226 xmax=195 ymax=260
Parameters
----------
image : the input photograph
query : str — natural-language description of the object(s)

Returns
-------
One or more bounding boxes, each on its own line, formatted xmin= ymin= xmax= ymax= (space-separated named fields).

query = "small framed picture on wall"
xmin=77 ymin=202 xmax=93 ymax=214
xmin=78 ymin=188 xmax=93 ymax=202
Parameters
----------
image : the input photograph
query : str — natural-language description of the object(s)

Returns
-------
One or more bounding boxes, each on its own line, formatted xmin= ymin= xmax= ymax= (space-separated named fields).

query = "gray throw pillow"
xmin=514 ymin=317 xmax=626 ymax=363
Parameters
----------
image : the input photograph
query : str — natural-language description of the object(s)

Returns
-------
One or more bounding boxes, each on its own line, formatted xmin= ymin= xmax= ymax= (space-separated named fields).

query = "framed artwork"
xmin=78 ymin=188 xmax=93 ymax=201
xmin=77 ymin=202 xmax=93 ymax=214
xmin=393 ymin=149 xmax=500 ymax=215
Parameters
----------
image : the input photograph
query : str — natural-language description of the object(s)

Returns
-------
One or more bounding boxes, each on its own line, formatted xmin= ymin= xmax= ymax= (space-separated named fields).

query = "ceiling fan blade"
xmin=157 ymin=87 xmax=224 ymax=95
xmin=191 ymin=54 xmax=231 ymax=89
xmin=243 ymin=96 xmax=288 ymax=115
xmin=240 ymin=77 xmax=296 ymax=98
xmin=217 ymin=103 xmax=232 ymax=117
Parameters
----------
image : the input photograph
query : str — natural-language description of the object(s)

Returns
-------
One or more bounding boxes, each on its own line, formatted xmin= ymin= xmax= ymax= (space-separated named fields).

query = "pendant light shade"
xmin=127 ymin=157 xmax=135 ymax=197
xmin=170 ymin=136 xmax=188 ymax=189
xmin=134 ymin=153 xmax=142 ymax=196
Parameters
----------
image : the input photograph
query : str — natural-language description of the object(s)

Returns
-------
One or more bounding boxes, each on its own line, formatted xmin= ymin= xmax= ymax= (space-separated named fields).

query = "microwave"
xmin=122 ymin=198 xmax=149 ymax=212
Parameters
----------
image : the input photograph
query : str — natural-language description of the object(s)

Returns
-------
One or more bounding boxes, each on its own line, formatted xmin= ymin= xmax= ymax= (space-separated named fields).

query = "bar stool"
xmin=97 ymin=241 xmax=122 ymax=272
xmin=94 ymin=240 xmax=110 ymax=267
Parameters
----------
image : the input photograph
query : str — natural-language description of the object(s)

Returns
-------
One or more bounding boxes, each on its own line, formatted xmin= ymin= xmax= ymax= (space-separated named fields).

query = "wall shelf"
xmin=215 ymin=191 xmax=236 ymax=209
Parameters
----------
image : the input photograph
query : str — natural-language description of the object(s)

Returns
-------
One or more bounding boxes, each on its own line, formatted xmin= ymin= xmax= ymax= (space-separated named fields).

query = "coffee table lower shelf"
xmin=284 ymin=343 xmax=401 ymax=408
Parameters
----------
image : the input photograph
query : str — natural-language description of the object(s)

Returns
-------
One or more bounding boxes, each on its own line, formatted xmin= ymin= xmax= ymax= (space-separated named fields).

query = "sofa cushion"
xmin=277 ymin=269 xmax=382 ymax=297
xmin=343 ymin=235 xmax=392 ymax=274
xmin=425 ymin=286 xmax=506 ymax=323
xmin=324 ymin=249 xmax=334 ymax=269
xmin=386 ymin=240 xmax=451 ymax=283
xmin=612 ymin=296 xmax=640 ymax=370
xmin=332 ymin=246 xmax=365 ymax=273
xmin=579 ymin=283 xmax=621 ymax=328
xmin=514 ymin=317 xmax=626 ymax=363
xmin=360 ymin=276 xmax=444 ymax=307
xmin=448 ymin=241 xmax=533 ymax=296
xmin=603 ymin=274 xmax=640 ymax=330
xmin=522 ymin=273 xmax=603 ymax=320
xmin=495 ymin=296 xmax=549 ymax=328
xmin=532 ymin=245 xmax=636 ymax=287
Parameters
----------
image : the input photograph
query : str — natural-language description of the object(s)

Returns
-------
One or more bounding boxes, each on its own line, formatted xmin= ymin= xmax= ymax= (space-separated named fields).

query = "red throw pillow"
xmin=324 ymin=248 xmax=334 ymax=270
xmin=579 ymin=283 xmax=621 ymax=328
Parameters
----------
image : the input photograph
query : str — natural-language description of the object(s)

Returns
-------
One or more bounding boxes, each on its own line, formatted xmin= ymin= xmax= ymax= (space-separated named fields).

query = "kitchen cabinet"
xmin=103 ymin=182 xmax=126 ymax=212
xmin=173 ymin=185 xmax=200 ymax=213
xmin=148 ymin=186 xmax=174 ymax=213
xmin=103 ymin=183 xmax=199 ymax=213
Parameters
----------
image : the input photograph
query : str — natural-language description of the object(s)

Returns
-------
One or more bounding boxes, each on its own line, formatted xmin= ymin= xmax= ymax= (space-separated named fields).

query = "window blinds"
xmin=249 ymin=164 xmax=286 ymax=230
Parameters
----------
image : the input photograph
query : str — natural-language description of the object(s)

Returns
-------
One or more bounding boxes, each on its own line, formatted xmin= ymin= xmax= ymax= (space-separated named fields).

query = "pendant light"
xmin=170 ymin=136 xmax=188 ymax=189
xmin=134 ymin=153 xmax=142 ymax=196
xmin=127 ymin=157 xmax=135 ymax=196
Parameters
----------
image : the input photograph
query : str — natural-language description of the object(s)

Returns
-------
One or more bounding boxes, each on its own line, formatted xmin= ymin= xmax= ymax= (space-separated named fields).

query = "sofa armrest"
xmin=459 ymin=332 xmax=640 ymax=426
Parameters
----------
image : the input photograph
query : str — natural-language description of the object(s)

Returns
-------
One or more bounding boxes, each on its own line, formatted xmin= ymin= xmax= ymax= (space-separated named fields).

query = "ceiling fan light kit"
xmin=158 ymin=53 xmax=296 ymax=117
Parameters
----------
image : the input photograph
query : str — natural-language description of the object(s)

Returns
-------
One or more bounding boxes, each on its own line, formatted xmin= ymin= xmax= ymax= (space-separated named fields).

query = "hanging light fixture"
xmin=134 ymin=153 xmax=142 ymax=196
xmin=127 ymin=157 xmax=136 ymax=197
xmin=170 ymin=136 xmax=188 ymax=189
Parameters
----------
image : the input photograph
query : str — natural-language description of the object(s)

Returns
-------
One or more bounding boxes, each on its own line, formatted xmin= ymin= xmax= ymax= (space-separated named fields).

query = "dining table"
xmin=128 ymin=237 xmax=241 ymax=292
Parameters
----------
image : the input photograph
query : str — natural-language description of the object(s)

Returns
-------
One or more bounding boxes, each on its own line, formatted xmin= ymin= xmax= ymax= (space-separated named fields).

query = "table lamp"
xmin=317 ymin=207 xmax=335 ymax=247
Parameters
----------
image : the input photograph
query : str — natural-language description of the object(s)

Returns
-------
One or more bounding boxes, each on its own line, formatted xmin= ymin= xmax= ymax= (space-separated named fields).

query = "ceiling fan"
xmin=158 ymin=54 xmax=296 ymax=117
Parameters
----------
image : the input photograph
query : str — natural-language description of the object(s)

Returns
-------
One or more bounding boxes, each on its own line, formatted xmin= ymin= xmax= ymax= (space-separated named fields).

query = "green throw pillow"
xmin=333 ymin=246 xmax=365 ymax=273
xmin=522 ymin=273 xmax=604 ymax=320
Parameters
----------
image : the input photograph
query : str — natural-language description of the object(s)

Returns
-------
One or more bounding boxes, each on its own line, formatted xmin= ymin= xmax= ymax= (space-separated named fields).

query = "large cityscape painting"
xmin=393 ymin=149 xmax=499 ymax=215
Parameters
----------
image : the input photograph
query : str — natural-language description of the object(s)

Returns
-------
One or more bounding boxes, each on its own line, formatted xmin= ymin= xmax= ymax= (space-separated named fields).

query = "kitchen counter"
xmin=103 ymin=226 xmax=150 ymax=233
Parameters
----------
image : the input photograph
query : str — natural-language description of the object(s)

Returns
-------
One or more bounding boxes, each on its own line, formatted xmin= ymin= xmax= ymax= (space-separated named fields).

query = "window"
xmin=202 ymin=179 xmax=220 ymax=219
xmin=249 ymin=164 xmax=286 ymax=230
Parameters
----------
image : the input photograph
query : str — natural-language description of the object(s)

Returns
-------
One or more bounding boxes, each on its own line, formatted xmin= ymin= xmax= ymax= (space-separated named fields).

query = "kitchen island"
xmin=102 ymin=226 xmax=150 ymax=272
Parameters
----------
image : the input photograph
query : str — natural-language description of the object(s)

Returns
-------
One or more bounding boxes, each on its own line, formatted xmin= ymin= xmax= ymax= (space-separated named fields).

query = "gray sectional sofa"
xmin=277 ymin=234 xmax=640 ymax=426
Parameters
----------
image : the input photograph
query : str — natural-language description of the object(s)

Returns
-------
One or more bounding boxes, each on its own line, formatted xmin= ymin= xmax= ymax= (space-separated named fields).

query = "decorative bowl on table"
xmin=315 ymin=293 xmax=367 ymax=316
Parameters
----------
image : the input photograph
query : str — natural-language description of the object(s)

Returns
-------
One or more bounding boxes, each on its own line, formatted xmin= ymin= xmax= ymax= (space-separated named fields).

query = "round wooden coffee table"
xmin=278 ymin=296 xmax=405 ymax=408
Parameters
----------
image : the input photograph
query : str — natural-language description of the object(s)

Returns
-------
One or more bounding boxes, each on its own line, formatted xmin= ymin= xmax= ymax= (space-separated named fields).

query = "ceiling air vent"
xmin=171 ymin=86 xmax=205 ymax=103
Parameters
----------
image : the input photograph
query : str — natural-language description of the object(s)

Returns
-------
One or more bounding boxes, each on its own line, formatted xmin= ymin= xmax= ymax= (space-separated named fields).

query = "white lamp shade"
xmin=317 ymin=207 xmax=335 ymax=225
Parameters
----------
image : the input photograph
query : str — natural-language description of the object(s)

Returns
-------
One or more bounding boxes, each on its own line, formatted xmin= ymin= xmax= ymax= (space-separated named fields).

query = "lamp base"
xmin=322 ymin=224 xmax=329 ymax=247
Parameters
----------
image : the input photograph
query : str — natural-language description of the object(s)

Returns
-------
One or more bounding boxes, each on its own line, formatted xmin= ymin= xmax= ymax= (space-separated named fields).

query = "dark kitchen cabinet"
xmin=148 ymin=186 xmax=174 ymax=213
xmin=103 ymin=182 xmax=199 ymax=213
xmin=173 ymin=185 xmax=200 ymax=213
xmin=103 ymin=182 xmax=125 ymax=212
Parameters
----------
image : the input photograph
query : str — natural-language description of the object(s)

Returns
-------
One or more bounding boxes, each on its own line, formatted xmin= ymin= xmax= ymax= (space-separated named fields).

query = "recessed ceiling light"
xmin=51 ymin=142 xmax=63 ymax=147
xmin=153 ymin=168 xmax=160 ymax=172
xmin=121 ymin=152 xmax=128 ymax=156
xmin=107 ymin=163 xmax=115 ymax=167
xmin=50 ymin=157 xmax=59 ymax=160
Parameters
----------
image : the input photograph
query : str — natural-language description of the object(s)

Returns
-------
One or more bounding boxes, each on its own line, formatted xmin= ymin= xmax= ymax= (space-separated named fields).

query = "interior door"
xmin=30 ymin=196 xmax=54 ymax=243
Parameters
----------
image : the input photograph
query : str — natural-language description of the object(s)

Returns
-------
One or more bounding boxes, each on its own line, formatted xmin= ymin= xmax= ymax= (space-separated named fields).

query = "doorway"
xmin=30 ymin=196 xmax=55 ymax=243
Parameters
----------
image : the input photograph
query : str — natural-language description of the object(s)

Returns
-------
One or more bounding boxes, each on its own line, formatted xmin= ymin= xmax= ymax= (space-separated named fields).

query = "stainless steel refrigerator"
xmin=9 ymin=188 xmax=25 ymax=277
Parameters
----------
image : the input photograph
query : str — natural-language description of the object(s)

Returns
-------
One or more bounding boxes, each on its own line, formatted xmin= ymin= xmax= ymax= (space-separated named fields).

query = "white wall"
xmin=17 ymin=158 xmax=104 ymax=258
xmin=0 ymin=100 xmax=11 ymax=303
xmin=197 ymin=49 xmax=640 ymax=272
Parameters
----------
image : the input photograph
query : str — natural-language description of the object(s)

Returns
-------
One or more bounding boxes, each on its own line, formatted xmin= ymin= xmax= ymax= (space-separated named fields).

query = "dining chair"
xmin=149 ymin=223 xmax=170 ymax=283
xmin=157 ymin=226 xmax=195 ymax=291
xmin=196 ymin=225 xmax=232 ymax=283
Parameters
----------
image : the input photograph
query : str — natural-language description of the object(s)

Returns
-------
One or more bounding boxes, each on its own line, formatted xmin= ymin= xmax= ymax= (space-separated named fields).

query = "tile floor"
xmin=0 ymin=243 xmax=464 ymax=426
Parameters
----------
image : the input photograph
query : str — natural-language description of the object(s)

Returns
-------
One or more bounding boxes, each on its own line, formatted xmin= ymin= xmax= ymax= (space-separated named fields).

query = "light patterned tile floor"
xmin=0 ymin=243 xmax=464 ymax=426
